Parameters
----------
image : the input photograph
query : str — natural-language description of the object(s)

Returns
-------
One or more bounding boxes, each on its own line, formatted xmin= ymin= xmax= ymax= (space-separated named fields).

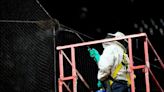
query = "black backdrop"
xmin=0 ymin=0 xmax=164 ymax=92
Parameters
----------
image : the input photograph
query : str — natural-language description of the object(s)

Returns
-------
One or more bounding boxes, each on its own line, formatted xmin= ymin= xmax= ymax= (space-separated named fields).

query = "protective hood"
xmin=102 ymin=31 xmax=127 ymax=52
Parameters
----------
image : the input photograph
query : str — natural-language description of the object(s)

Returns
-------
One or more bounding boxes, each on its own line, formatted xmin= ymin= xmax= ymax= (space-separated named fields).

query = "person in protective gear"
xmin=88 ymin=31 xmax=131 ymax=92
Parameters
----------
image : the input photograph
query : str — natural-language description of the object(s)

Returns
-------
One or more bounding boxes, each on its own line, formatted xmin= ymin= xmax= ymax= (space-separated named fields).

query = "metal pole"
xmin=58 ymin=50 xmax=64 ymax=92
xmin=53 ymin=26 xmax=57 ymax=92
xmin=128 ymin=38 xmax=135 ymax=92
xmin=147 ymin=39 xmax=164 ymax=69
xmin=144 ymin=38 xmax=150 ymax=92
xmin=57 ymin=33 xmax=147 ymax=50
xmin=71 ymin=47 xmax=77 ymax=92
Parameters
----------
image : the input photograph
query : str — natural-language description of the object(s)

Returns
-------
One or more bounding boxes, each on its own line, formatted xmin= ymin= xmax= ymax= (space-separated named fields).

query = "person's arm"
xmin=88 ymin=48 xmax=105 ymax=88
xmin=97 ymin=46 xmax=115 ymax=81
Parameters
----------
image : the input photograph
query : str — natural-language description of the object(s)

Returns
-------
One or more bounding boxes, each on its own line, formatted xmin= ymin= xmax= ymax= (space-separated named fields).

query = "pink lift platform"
xmin=56 ymin=33 xmax=164 ymax=92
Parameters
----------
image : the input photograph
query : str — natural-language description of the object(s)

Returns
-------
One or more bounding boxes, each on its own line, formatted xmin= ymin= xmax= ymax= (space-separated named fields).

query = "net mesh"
xmin=0 ymin=21 xmax=55 ymax=92
xmin=0 ymin=0 xmax=55 ymax=92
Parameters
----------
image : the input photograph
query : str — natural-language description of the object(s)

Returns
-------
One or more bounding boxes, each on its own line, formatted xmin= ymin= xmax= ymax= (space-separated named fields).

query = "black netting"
xmin=0 ymin=0 xmax=50 ymax=20
xmin=0 ymin=0 xmax=59 ymax=91
xmin=0 ymin=21 xmax=55 ymax=92
xmin=0 ymin=0 xmax=56 ymax=91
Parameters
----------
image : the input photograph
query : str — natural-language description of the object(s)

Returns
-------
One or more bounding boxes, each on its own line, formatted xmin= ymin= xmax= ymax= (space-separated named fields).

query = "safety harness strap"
xmin=109 ymin=53 xmax=131 ymax=86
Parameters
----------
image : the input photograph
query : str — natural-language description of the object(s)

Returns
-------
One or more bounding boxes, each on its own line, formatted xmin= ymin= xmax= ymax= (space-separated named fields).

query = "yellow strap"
xmin=126 ymin=73 xmax=131 ymax=86
xmin=126 ymin=72 xmax=137 ymax=86
xmin=110 ymin=62 xmax=123 ymax=85
xmin=109 ymin=53 xmax=131 ymax=86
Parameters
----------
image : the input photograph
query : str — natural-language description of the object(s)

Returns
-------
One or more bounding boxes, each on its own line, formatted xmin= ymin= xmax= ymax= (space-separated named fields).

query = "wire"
xmin=0 ymin=20 xmax=42 ymax=23
xmin=60 ymin=24 xmax=94 ymax=40
xmin=36 ymin=0 xmax=93 ymax=41
xmin=35 ymin=0 xmax=53 ymax=20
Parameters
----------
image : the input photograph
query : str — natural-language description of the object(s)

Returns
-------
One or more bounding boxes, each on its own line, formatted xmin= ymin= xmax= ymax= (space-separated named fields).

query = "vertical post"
xmin=58 ymin=79 xmax=63 ymax=92
xmin=144 ymin=38 xmax=150 ymax=92
xmin=53 ymin=26 xmax=57 ymax=92
xmin=128 ymin=38 xmax=135 ymax=92
xmin=71 ymin=47 xmax=77 ymax=92
xmin=58 ymin=50 xmax=64 ymax=92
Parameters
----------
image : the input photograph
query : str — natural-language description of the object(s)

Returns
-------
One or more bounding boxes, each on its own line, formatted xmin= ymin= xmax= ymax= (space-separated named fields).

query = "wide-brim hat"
xmin=102 ymin=31 xmax=128 ymax=50
xmin=106 ymin=31 xmax=128 ymax=42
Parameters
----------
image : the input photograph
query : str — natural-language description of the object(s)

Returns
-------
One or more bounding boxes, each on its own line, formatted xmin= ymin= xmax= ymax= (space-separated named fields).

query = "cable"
xmin=60 ymin=24 xmax=94 ymax=40
xmin=35 ymin=0 xmax=53 ymax=20
xmin=35 ymin=0 xmax=93 ymax=40
xmin=0 ymin=20 xmax=42 ymax=23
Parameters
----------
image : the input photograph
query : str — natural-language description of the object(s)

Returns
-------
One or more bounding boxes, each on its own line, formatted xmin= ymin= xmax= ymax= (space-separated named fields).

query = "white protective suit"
xmin=97 ymin=32 xmax=130 ymax=82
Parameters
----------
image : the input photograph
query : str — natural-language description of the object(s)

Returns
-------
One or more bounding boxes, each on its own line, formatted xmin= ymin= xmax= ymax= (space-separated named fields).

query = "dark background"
xmin=39 ymin=0 xmax=164 ymax=36
xmin=41 ymin=0 xmax=164 ymax=57
xmin=0 ymin=0 xmax=164 ymax=92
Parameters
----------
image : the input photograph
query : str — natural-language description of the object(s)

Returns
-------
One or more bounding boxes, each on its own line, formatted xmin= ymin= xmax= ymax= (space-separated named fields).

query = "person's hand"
xmin=96 ymin=81 xmax=105 ymax=92
xmin=97 ymin=80 xmax=103 ymax=88
xmin=88 ymin=48 xmax=100 ymax=63
xmin=88 ymin=48 xmax=98 ymax=57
